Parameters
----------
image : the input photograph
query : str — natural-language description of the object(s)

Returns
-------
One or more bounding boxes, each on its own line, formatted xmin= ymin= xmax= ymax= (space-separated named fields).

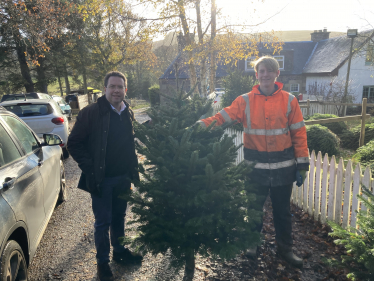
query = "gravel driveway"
xmin=26 ymin=109 xmax=347 ymax=281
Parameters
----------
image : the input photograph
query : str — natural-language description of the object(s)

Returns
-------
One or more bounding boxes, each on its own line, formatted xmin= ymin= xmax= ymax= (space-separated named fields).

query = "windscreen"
xmin=3 ymin=104 xmax=53 ymax=117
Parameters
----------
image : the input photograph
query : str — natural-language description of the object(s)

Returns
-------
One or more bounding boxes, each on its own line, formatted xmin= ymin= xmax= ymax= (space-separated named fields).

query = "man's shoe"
xmin=113 ymin=248 xmax=143 ymax=265
xmin=97 ymin=262 xmax=114 ymax=281
xmin=245 ymin=247 xmax=257 ymax=259
xmin=278 ymin=250 xmax=303 ymax=268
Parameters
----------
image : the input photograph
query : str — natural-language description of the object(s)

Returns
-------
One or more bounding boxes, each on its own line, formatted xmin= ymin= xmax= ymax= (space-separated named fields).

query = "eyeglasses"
xmin=108 ymin=85 xmax=125 ymax=90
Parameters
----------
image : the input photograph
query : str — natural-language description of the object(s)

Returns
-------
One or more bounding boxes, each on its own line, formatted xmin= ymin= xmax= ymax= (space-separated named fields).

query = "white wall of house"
xmin=305 ymin=42 xmax=374 ymax=103
xmin=305 ymin=76 xmax=336 ymax=100
xmin=337 ymin=49 xmax=374 ymax=102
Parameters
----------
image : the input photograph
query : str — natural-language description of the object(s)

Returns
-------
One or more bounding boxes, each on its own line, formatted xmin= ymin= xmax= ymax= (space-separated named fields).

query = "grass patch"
xmin=131 ymin=102 xmax=150 ymax=110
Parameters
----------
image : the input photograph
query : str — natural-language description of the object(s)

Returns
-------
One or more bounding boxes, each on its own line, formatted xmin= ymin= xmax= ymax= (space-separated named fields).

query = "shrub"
xmin=306 ymin=124 xmax=340 ymax=156
xmin=328 ymin=186 xmax=374 ymax=280
xmin=221 ymin=69 xmax=255 ymax=108
xmin=148 ymin=85 xmax=160 ymax=107
xmin=304 ymin=113 xmax=348 ymax=135
xmin=353 ymin=140 xmax=374 ymax=172
xmin=340 ymin=123 xmax=374 ymax=150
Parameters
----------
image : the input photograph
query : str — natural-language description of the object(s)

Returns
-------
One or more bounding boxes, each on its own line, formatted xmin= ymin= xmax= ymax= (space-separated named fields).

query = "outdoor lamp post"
xmin=343 ymin=29 xmax=358 ymax=106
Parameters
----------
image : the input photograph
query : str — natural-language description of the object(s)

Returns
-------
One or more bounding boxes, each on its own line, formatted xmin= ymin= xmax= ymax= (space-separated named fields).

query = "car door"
xmin=1 ymin=114 xmax=60 ymax=219
xmin=0 ymin=118 xmax=46 ymax=252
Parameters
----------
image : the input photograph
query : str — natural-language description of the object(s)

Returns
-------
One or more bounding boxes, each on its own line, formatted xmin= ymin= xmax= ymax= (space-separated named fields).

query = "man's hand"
xmin=296 ymin=170 xmax=307 ymax=187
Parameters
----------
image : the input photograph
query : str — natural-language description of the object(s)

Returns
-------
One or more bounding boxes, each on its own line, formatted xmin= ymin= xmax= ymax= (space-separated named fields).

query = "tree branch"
xmin=216 ymin=3 xmax=289 ymax=32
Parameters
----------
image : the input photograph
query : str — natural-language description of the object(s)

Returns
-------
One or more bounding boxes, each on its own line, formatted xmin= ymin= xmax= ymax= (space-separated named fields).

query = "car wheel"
xmin=0 ymin=240 xmax=28 ymax=281
xmin=62 ymin=147 xmax=69 ymax=159
xmin=57 ymin=159 xmax=67 ymax=203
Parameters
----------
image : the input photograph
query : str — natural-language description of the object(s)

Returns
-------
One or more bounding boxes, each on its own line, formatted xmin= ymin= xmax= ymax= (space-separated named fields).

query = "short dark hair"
xmin=104 ymin=71 xmax=127 ymax=88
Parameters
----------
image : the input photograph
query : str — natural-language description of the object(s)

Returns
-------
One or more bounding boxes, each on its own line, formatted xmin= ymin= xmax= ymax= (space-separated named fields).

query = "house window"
xmin=366 ymin=42 xmax=374 ymax=66
xmin=245 ymin=57 xmax=256 ymax=71
xmin=273 ymin=56 xmax=284 ymax=70
xmin=363 ymin=86 xmax=374 ymax=103
xmin=290 ymin=84 xmax=299 ymax=92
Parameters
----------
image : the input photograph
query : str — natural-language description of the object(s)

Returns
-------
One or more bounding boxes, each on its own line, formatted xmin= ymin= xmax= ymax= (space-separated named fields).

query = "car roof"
xmin=0 ymin=99 xmax=53 ymax=105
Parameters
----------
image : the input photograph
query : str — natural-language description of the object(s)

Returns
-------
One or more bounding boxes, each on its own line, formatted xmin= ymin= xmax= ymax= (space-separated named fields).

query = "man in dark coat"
xmin=67 ymin=71 xmax=142 ymax=281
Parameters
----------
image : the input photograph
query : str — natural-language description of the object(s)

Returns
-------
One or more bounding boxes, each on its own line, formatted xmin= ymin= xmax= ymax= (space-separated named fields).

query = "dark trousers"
xmin=91 ymin=175 xmax=131 ymax=264
xmin=254 ymin=183 xmax=293 ymax=249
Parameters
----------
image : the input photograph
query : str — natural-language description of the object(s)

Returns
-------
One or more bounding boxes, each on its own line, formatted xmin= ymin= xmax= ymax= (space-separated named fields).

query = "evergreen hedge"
xmin=148 ymin=85 xmax=160 ymax=107
xmin=340 ymin=123 xmax=374 ymax=150
xmin=353 ymin=140 xmax=374 ymax=172
xmin=221 ymin=69 xmax=255 ymax=108
xmin=306 ymin=124 xmax=340 ymax=156
xmin=304 ymin=113 xmax=348 ymax=135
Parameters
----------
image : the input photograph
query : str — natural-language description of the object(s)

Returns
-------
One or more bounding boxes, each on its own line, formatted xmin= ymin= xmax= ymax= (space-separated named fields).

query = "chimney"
xmin=311 ymin=28 xmax=330 ymax=42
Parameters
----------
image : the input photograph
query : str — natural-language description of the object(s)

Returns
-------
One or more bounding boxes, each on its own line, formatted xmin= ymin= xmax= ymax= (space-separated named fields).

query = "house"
xmin=159 ymin=29 xmax=374 ymax=103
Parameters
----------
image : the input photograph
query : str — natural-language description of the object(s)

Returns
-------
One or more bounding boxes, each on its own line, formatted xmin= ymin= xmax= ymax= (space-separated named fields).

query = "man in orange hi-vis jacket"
xmin=198 ymin=56 xmax=309 ymax=268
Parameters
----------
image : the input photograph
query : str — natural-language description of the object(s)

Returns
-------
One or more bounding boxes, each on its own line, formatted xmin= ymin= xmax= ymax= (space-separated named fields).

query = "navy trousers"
xmin=254 ymin=183 xmax=293 ymax=249
xmin=91 ymin=175 xmax=131 ymax=264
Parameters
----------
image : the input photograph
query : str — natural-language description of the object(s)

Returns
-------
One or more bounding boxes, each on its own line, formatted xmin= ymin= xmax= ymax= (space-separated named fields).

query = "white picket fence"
xmin=224 ymin=128 xmax=244 ymax=165
xmin=291 ymin=150 xmax=373 ymax=229
xmin=299 ymin=101 xmax=347 ymax=117
xmin=224 ymin=127 xmax=374 ymax=229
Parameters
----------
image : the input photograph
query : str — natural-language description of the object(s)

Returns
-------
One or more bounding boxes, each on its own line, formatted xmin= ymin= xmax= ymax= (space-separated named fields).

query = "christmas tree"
xmin=127 ymin=87 xmax=261 ymax=281
xmin=328 ymin=186 xmax=374 ymax=280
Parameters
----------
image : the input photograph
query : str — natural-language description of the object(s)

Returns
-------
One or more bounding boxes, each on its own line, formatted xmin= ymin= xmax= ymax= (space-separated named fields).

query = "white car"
xmin=207 ymin=90 xmax=225 ymax=106
xmin=0 ymin=99 xmax=70 ymax=158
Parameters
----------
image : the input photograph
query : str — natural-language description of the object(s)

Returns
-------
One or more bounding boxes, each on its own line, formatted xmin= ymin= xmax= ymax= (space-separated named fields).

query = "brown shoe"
xmin=113 ymin=248 xmax=143 ymax=265
xmin=97 ymin=262 xmax=114 ymax=281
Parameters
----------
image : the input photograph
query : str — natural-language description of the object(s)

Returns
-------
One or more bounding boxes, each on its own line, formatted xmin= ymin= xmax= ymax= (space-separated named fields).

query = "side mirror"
xmin=43 ymin=134 xmax=62 ymax=146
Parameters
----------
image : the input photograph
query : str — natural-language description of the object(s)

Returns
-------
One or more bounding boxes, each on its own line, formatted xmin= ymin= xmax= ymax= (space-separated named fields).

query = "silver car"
xmin=0 ymin=99 xmax=70 ymax=159
xmin=0 ymin=106 xmax=67 ymax=280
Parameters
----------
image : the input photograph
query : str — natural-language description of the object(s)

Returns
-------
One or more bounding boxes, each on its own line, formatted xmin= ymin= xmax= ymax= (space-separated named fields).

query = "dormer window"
xmin=245 ymin=56 xmax=256 ymax=71
xmin=245 ymin=55 xmax=285 ymax=71
xmin=366 ymin=42 xmax=374 ymax=66
xmin=273 ymin=56 xmax=284 ymax=70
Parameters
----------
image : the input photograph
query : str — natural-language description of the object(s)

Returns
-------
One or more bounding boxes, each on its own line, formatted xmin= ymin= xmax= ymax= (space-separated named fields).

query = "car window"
xmin=1 ymin=96 xmax=25 ymax=101
xmin=55 ymin=97 xmax=67 ymax=105
xmin=0 ymin=123 xmax=22 ymax=167
xmin=40 ymin=94 xmax=51 ymax=99
xmin=51 ymin=100 xmax=64 ymax=114
xmin=1 ymin=116 xmax=40 ymax=154
xmin=3 ymin=103 xmax=53 ymax=117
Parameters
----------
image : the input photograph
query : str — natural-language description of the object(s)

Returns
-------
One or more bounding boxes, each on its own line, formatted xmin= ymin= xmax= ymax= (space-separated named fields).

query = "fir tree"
xmin=328 ymin=186 xmax=374 ymax=280
xmin=126 ymin=87 xmax=262 ymax=280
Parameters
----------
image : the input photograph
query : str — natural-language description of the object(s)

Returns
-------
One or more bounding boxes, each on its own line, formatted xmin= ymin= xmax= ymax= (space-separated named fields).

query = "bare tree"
xmin=307 ymin=77 xmax=355 ymax=116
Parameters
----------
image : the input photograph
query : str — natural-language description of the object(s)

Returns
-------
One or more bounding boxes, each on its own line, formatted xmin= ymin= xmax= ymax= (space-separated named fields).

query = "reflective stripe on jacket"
xmin=199 ymin=82 xmax=309 ymax=187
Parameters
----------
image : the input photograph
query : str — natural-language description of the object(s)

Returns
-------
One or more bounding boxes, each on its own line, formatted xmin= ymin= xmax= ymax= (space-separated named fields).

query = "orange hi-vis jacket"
xmin=198 ymin=82 xmax=309 ymax=187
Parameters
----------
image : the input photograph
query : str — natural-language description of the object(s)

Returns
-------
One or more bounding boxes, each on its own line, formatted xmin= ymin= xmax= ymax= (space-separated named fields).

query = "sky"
xmin=215 ymin=0 xmax=374 ymax=33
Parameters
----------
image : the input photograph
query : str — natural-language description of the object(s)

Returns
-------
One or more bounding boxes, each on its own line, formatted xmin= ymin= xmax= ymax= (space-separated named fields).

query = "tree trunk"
xmin=15 ymin=42 xmax=34 ymax=92
xmin=177 ymin=0 xmax=198 ymax=95
xmin=36 ymin=57 xmax=48 ymax=93
xmin=183 ymin=250 xmax=195 ymax=281
xmin=63 ymin=62 xmax=71 ymax=95
xmin=82 ymin=66 xmax=88 ymax=95
xmin=209 ymin=0 xmax=217 ymax=92
xmin=56 ymin=68 xmax=63 ymax=96
xmin=195 ymin=0 xmax=207 ymax=96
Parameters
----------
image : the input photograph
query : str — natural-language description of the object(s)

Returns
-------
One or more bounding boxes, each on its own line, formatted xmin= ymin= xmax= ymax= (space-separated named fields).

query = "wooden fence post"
xmin=359 ymin=98 xmax=367 ymax=147
xmin=307 ymin=99 xmax=310 ymax=116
